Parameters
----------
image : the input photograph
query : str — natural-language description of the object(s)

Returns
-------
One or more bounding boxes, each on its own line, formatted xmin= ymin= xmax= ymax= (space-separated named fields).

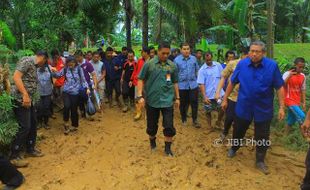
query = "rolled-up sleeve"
xmin=230 ymin=63 xmax=241 ymax=84
xmin=138 ymin=62 xmax=149 ymax=80
xmin=172 ymin=66 xmax=178 ymax=83
xmin=16 ymin=58 xmax=30 ymax=74
xmin=197 ymin=69 xmax=205 ymax=85
xmin=272 ymin=64 xmax=284 ymax=90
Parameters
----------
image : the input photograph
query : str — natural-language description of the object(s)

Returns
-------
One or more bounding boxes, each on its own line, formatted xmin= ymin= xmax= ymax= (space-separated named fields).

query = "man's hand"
xmin=22 ymin=93 xmax=31 ymax=108
xmin=301 ymin=120 xmax=310 ymax=138
xmin=175 ymin=99 xmax=180 ymax=109
xmin=215 ymin=91 xmax=220 ymax=101
xmin=129 ymin=81 xmax=133 ymax=87
xmin=302 ymin=103 xmax=306 ymax=111
xmin=288 ymin=69 xmax=297 ymax=76
xmin=221 ymin=99 xmax=228 ymax=111
xmin=114 ymin=66 xmax=119 ymax=71
xmin=86 ymin=89 xmax=91 ymax=95
xmin=278 ymin=107 xmax=285 ymax=121
xmin=50 ymin=67 xmax=57 ymax=72
xmin=138 ymin=97 xmax=145 ymax=108
xmin=204 ymin=97 xmax=211 ymax=105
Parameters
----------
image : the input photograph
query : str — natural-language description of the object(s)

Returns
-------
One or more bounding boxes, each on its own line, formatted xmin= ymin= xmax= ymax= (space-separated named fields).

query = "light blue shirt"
xmin=197 ymin=61 xmax=224 ymax=99
xmin=174 ymin=55 xmax=199 ymax=90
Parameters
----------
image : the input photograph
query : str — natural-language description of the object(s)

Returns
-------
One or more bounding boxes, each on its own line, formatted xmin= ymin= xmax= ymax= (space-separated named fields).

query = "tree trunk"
xmin=267 ymin=0 xmax=275 ymax=58
xmin=142 ymin=0 xmax=148 ymax=47
xmin=248 ymin=0 xmax=255 ymax=40
xmin=156 ymin=0 xmax=163 ymax=44
xmin=124 ymin=0 xmax=132 ymax=49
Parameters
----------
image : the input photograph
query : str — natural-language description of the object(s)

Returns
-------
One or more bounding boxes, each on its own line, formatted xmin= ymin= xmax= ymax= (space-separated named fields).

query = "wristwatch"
xmin=136 ymin=96 xmax=143 ymax=101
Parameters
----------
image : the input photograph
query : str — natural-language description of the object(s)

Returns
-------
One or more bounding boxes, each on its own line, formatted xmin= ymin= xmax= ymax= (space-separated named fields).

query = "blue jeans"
xmin=286 ymin=105 xmax=305 ymax=127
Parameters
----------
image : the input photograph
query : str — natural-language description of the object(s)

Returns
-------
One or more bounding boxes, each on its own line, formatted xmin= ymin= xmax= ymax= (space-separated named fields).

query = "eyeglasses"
xmin=249 ymin=50 xmax=263 ymax=54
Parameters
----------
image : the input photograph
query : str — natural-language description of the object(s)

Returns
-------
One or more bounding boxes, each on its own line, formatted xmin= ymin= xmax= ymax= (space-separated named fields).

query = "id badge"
xmin=166 ymin=73 xmax=171 ymax=82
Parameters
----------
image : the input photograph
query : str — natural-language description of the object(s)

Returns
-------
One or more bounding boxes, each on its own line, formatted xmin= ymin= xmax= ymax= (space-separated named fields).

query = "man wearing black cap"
xmin=10 ymin=51 xmax=47 ymax=167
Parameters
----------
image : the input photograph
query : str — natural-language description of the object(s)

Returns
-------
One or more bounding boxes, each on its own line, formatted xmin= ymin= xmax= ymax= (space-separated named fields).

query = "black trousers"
xmin=146 ymin=104 xmax=176 ymax=137
xmin=106 ymin=79 xmax=121 ymax=100
xmin=232 ymin=116 xmax=271 ymax=163
xmin=11 ymin=103 xmax=37 ymax=158
xmin=37 ymin=95 xmax=52 ymax=124
xmin=0 ymin=155 xmax=24 ymax=188
xmin=223 ymin=99 xmax=237 ymax=135
xmin=301 ymin=147 xmax=310 ymax=190
xmin=63 ymin=93 xmax=79 ymax=127
xmin=122 ymin=81 xmax=134 ymax=102
xmin=179 ymin=88 xmax=199 ymax=123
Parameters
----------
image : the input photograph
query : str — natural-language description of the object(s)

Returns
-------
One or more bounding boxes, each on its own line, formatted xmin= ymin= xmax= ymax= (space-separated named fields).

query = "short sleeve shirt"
xmin=283 ymin=72 xmax=306 ymax=106
xmin=138 ymin=56 xmax=178 ymax=108
xmin=123 ymin=61 xmax=135 ymax=82
xmin=12 ymin=56 xmax=38 ymax=103
xmin=91 ymin=60 xmax=104 ymax=81
xmin=221 ymin=59 xmax=240 ymax=102
xmin=197 ymin=61 xmax=224 ymax=99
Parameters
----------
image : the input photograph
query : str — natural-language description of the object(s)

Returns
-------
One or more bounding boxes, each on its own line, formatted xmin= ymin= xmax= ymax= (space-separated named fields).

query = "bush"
xmin=0 ymin=21 xmax=16 ymax=49
xmin=14 ymin=49 xmax=34 ymax=60
xmin=0 ymin=93 xmax=19 ymax=146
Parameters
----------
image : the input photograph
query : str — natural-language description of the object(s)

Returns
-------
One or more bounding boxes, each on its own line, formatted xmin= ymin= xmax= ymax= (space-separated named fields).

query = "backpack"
xmin=64 ymin=66 xmax=88 ymax=99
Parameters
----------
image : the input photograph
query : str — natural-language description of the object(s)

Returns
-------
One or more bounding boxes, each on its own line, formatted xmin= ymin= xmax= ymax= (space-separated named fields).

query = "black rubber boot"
xmin=256 ymin=152 xmax=270 ymax=175
xmin=150 ymin=137 xmax=156 ymax=150
xmin=164 ymin=142 xmax=174 ymax=157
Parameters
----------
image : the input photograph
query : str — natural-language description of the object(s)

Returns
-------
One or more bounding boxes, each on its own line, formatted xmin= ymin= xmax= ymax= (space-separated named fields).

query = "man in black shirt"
xmin=121 ymin=50 xmax=136 ymax=112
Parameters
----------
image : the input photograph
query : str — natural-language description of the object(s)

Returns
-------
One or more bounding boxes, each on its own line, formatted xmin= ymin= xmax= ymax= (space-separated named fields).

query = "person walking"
xmin=10 ymin=51 xmax=48 ymax=167
xmin=174 ymin=42 xmax=200 ymax=128
xmin=137 ymin=42 xmax=180 ymax=156
xmin=282 ymin=57 xmax=306 ymax=134
xmin=224 ymin=41 xmax=285 ymax=175
xmin=197 ymin=51 xmax=225 ymax=129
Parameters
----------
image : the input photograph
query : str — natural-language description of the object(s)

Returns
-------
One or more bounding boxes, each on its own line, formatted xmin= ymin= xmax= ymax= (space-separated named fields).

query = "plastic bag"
xmin=86 ymin=97 xmax=96 ymax=116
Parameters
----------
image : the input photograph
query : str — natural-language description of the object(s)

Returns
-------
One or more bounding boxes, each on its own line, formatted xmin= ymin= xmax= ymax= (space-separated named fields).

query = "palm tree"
xmin=267 ymin=0 xmax=275 ymax=58
xmin=123 ymin=0 xmax=134 ymax=49
xmin=142 ymin=0 xmax=148 ymax=47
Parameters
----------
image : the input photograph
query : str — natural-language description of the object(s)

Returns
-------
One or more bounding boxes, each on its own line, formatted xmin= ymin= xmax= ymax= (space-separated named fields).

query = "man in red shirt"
xmin=283 ymin=57 xmax=306 ymax=134
xmin=131 ymin=47 xmax=150 ymax=120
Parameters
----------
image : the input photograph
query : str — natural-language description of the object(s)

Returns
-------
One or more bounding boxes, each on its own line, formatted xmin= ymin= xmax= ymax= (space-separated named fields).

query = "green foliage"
xmin=233 ymin=0 xmax=248 ymax=36
xmin=0 ymin=93 xmax=19 ymax=145
xmin=0 ymin=44 xmax=12 ymax=63
xmin=0 ymin=20 xmax=16 ymax=49
xmin=14 ymin=49 xmax=34 ymax=60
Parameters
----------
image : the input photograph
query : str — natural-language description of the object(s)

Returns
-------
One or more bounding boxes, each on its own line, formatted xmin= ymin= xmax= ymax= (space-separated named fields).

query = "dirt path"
xmin=7 ymin=107 xmax=307 ymax=190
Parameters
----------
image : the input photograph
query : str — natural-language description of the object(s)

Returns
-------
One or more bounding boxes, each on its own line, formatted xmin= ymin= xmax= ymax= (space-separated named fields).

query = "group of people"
xmin=0 ymin=40 xmax=309 ymax=189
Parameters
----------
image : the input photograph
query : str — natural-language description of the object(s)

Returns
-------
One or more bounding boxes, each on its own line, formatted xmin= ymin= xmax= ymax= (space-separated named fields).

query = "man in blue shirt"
xmin=197 ymin=51 xmax=225 ymax=129
xmin=103 ymin=47 xmax=122 ymax=107
xmin=223 ymin=41 xmax=285 ymax=175
xmin=174 ymin=43 xmax=200 ymax=128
